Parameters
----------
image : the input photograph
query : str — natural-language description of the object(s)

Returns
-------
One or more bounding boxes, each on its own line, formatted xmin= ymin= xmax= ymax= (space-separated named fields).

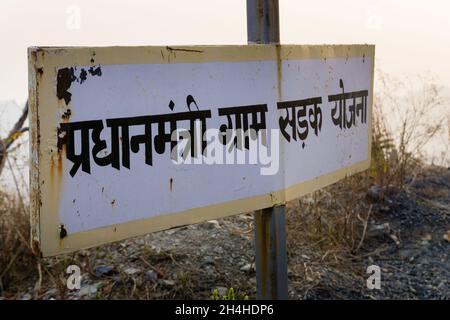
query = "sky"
xmin=0 ymin=0 xmax=450 ymax=103
xmin=0 ymin=0 xmax=448 ymax=191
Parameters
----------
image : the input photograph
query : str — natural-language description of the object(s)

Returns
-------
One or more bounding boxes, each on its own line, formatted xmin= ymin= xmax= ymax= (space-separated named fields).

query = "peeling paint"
xmin=61 ymin=108 xmax=72 ymax=120
xmin=56 ymin=66 xmax=103 ymax=105
xmin=29 ymin=48 xmax=43 ymax=257
xmin=90 ymin=51 xmax=96 ymax=64
xmin=88 ymin=66 xmax=102 ymax=76
xmin=79 ymin=69 xmax=87 ymax=84
xmin=56 ymin=126 xmax=67 ymax=151
xmin=59 ymin=224 xmax=68 ymax=239
xmin=57 ymin=67 xmax=76 ymax=105
xmin=166 ymin=46 xmax=204 ymax=54
xmin=37 ymin=67 xmax=44 ymax=78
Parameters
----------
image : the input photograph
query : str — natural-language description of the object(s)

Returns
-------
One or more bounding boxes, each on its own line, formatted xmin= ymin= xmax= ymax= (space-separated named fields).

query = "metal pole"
xmin=247 ymin=0 xmax=280 ymax=44
xmin=247 ymin=0 xmax=288 ymax=300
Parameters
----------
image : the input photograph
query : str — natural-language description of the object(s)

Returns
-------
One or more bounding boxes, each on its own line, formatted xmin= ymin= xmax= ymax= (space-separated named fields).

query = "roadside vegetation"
xmin=0 ymin=72 xmax=449 ymax=299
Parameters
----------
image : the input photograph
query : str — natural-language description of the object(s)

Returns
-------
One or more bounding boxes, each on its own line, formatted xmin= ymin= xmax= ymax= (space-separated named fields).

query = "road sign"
xmin=29 ymin=44 xmax=375 ymax=256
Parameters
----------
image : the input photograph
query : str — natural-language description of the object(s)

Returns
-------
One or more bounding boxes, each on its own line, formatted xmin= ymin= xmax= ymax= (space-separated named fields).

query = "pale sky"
xmin=0 ymin=0 xmax=450 ymax=102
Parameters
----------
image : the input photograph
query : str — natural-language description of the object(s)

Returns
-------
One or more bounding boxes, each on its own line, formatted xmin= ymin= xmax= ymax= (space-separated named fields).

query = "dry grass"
xmin=285 ymin=173 xmax=373 ymax=297
xmin=0 ymin=190 xmax=37 ymax=296
xmin=374 ymin=72 xmax=449 ymax=185
xmin=0 ymin=72 xmax=449 ymax=299
xmin=285 ymin=72 xmax=449 ymax=297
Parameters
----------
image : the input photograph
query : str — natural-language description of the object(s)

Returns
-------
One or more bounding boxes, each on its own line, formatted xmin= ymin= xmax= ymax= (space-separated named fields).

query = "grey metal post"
xmin=247 ymin=0 xmax=288 ymax=300
xmin=247 ymin=0 xmax=280 ymax=44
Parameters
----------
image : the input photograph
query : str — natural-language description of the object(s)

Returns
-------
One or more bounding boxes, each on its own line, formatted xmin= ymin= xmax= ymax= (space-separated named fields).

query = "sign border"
xmin=28 ymin=44 xmax=375 ymax=256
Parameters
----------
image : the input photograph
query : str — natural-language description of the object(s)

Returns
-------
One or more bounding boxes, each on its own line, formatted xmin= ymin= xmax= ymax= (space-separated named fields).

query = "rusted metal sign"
xmin=28 ymin=45 xmax=375 ymax=256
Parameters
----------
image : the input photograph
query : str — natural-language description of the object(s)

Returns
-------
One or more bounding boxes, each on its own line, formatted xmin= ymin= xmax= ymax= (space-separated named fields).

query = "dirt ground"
xmin=1 ymin=166 xmax=449 ymax=300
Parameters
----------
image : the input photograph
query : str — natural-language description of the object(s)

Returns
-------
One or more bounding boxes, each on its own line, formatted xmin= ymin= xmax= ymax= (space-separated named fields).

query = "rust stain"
xmin=59 ymin=224 xmax=68 ymax=239
xmin=57 ymin=146 xmax=64 ymax=177
xmin=257 ymin=2 xmax=264 ymax=41
xmin=29 ymin=48 xmax=45 ymax=258
xmin=61 ymin=108 xmax=72 ymax=121
xmin=50 ymin=134 xmax=65 ymax=199
xmin=169 ymin=177 xmax=173 ymax=192
xmin=275 ymin=45 xmax=282 ymax=100
xmin=90 ymin=51 xmax=96 ymax=64
xmin=255 ymin=211 xmax=269 ymax=295
xmin=37 ymin=67 xmax=44 ymax=78
xmin=49 ymin=156 xmax=55 ymax=187
xmin=111 ymin=199 xmax=116 ymax=207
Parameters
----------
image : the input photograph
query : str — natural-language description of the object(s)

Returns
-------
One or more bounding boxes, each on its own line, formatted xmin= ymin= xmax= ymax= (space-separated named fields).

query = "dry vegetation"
xmin=0 ymin=73 xmax=449 ymax=299
xmin=285 ymin=72 xmax=449 ymax=298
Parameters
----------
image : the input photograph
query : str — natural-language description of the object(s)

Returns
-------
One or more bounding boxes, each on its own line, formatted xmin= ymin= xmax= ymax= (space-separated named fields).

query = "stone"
xmin=240 ymin=263 xmax=255 ymax=272
xmin=20 ymin=293 xmax=32 ymax=300
xmin=421 ymin=234 xmax=432 ymax=245
xmin=94 ymin=265 xmax=115 ymax=277
xmin=215 ymin=286 xmax=228 ymax=297
xmin=201 ymin=256 xmax=215 ymax=266
xmin=78 ymin=283 xmax=100 ymax=298
xmin=443 ymin=230 xmax=450 ymax=242
xmin=124 ymin=267 xmax=140 ymax=275
xmin=203 ymin=220 xmax=221 ymax=229
xmin=367 ymin=186 xmax=384 ymax=202
xmin=160 ymin=279 xmax=175 ymax=286
xmin=390 ymin=234 xmax=400 ymax=245
xmin=146 ymin=270 xmax=158 ymax=282
xmin=372 ymin=223 xmax=390 ymax=231
xmin=44 ymin=288 xmax=58 ymax=299
xmin=79 ymin=250 xmax=90 ymax=257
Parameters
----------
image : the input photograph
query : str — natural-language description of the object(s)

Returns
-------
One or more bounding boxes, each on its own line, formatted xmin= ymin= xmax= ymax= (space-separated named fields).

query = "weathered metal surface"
xmin=28 ymin=48 xmax=42 ymax=256
xmin=28 ymin=44 xmax=375 ymax=256
xmin=248 ymin=0 xmax=288 ymax=300
xmin=247 ymin=0 xmax=280 ymax=44
xmin=254 ymin=206 xmax=288 ymax=299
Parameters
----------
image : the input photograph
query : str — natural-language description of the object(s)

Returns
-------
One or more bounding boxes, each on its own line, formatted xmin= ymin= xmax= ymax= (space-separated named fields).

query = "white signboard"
xmin=29 ymin=45 xmax=374 ymax=256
